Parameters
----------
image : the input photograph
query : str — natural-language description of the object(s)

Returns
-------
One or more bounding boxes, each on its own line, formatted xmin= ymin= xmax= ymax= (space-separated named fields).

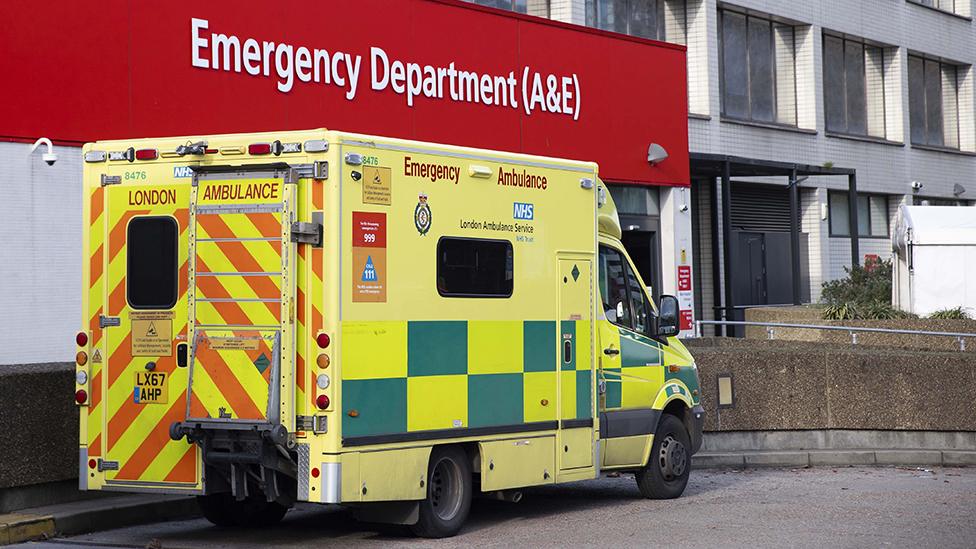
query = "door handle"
xmin=603 ymin=347 xmax=620 ymax=356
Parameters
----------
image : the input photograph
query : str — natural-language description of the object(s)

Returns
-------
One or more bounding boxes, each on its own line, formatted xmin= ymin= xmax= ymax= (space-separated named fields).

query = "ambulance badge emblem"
xmin=414 ymin=193 xmax=431 ymax=235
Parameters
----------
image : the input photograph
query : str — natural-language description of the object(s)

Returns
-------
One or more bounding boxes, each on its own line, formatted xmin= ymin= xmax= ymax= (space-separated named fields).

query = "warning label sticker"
xmin=352 ymin=212 xmax=387 ymax=302
xmin=207 ymin=337 xmax=261 ymax=351
xmin=362 ymin=166 xmax=392 ymax=205
xmin=130 ymin=311 xmax=173 ymax=357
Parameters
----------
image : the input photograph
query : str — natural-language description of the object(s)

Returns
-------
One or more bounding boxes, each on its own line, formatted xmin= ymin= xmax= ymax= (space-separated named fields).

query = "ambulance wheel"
xmin=197 ymin=493 xmax=238 ymax=527
xmin=411 ymin=446 xmax=472 ymax=538
xmin=197 ymin=493 xmax=288 ymax=527
xmin=635 ymin=414 xmax=691 ymax=499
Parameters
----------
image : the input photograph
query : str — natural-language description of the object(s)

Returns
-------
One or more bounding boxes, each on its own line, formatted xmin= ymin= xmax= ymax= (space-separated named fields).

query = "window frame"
xmin=822 ymin=33 xmax=886 ymax=138
xmin=126 ymin=215 xmax=180 ymax=310
xmin=907 ymin=0 xmax=966 ymax=18
xmin=436 ymin=236 xmax=514 ymax=299
xmin=599 ymin=243 xmax=657 ymax=335
xmin=908 ymin=54 xmax=962 ymax=150
xmin=828 ymin=192 xmax=889 ymax=238
xmin=718 ymin=8 xmax=798 ymax=127
xmin=585 ymin=0 xmax=669 ymax=41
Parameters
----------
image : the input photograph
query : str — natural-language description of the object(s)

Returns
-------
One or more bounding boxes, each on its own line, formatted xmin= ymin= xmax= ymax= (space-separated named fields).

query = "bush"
xmin=821 ymin=259 xmax=892 ymax=307
xmin=929 ymin=307 xmax=970 ymax=320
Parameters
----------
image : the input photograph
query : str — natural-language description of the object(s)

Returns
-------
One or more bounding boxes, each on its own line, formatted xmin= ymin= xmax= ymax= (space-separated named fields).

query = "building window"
xmin=127 ymin=217 xmax=179 ymax=309
xmin=437 ymin=237 xmax=514 ymax=297
xmin=829 ymin=192 xmax=889 ymax=237
xmin=823 ymin=34 xmax=887 ymax=138
xmin=719 ymin=9 xmax=798 ymax=126
xmin=909 ymin=55 xmax=962 ymax=149
xmin=908 ymin=0 xmax=966 ymax=16
xmin=914 ymin=196 xmax=973 ymax=206
xmin=466 ymin=0 xmax=550 ymax=17
xmin=585 ymin=0 xmax=686 ymax=43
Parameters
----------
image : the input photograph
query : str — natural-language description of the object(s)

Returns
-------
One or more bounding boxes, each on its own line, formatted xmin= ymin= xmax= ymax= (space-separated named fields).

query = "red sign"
xmin=0 ymin=0 xmax=689 ymax=187
xmin=352 ymin=212 xmax=387 ymax=248
xmin=677 ymin=265 xmax=692 ymax=292
xmin=679 ymin=310 xmax=693 ymax=331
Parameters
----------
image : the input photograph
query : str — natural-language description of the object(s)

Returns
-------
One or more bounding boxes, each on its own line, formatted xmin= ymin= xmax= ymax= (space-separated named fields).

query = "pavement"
xmin=11 ymin=466 xmax=976 ymax=548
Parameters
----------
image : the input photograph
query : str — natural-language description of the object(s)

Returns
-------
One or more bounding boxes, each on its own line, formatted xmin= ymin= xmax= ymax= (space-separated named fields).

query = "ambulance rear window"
xmin=127 ymin=217 xmax=179 ymax=310
xmin=437 ymin=237 xmax=513 ymax=298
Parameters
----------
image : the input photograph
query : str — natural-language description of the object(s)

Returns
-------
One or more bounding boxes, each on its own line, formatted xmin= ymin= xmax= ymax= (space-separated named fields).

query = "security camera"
xmin=31 ymin=137 xmax=58 ymax=166
xmin=911 ymin=181 xmax=923 ymax=191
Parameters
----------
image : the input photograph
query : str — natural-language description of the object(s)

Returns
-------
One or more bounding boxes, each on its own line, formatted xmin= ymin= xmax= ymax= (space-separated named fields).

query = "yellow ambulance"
xmin=76 ymin=129 xmax=703 ymax=537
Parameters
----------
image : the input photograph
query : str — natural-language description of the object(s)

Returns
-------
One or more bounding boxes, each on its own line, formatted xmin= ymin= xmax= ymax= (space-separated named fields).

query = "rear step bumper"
xmin=170 ymin=420 xmax=291 ymax=447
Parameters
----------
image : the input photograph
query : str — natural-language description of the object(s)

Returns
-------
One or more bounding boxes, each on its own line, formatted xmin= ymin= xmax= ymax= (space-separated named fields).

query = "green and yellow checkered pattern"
xmin=340 ymin=320 xmax=592 ymax=439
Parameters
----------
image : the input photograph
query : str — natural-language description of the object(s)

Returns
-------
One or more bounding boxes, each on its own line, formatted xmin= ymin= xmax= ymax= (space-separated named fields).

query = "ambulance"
xmin=76 ymin=129 xmax=703 ymax=537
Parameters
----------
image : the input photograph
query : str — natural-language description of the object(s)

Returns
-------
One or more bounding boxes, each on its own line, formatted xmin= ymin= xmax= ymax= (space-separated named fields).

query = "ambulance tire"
xmin=197 ymin=493 xmax=289 ymax=527
xmin=411 ymin=446 xmax=472 ymax=538
xmin=635 ymin=414 xmax=691 ymax=499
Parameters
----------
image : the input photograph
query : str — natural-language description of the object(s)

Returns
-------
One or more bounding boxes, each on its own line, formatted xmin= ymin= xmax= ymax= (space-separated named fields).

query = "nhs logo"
xmin=513 ymin=202 xmax=534 ymax=220
xmin=173 ymin=166 xmax=194 ymax=178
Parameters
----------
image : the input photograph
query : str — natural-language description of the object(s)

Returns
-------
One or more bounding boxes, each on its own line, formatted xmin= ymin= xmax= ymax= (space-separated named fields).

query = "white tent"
xmin=892 ymin=205 xmax=976 ymax=316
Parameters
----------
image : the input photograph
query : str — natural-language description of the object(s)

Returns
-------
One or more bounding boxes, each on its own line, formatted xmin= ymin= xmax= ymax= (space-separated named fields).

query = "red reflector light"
xmin=316 ymin=333 xmax=331 ymax=349
xmin=88 ymin=458 xmax=97 ymax=469
xmin=248 ymin=143 xmax=272 ymax=155
xmin=316 ymin=394 xmax=330 ymax=410
xmin=135 ymin=148 xmax=158 ymax=160
xmin=75 ymin=389 xmax=88 ymax=405
xmin=76 ymin=332 xmax=89 ymax=347
xmin=311 ymin=467 xmax=320 ymax=478
xmin=205 ymin=148 xmax=218 ymax=154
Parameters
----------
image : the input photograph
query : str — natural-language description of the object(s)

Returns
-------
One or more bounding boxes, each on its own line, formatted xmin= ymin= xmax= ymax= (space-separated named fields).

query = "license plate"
xmin=133 ymin=371 xmax=168 ymax=404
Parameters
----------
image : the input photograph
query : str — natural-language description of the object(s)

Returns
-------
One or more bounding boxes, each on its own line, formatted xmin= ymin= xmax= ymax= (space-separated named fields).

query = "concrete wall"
xmin=688 ymin=337 xmax=976 ymax=432
xmin=0 ymin=142 xmax=83 ymax=366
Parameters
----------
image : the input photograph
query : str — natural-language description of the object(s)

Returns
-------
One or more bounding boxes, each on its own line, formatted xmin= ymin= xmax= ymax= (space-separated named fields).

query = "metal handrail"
xmin=694 ymin=320 xmax=976 ymax=351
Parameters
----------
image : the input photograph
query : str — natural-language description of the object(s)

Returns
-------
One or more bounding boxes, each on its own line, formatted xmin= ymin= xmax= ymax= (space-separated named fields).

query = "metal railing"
xmin=694 ymin=320 xmax=976 ymax=351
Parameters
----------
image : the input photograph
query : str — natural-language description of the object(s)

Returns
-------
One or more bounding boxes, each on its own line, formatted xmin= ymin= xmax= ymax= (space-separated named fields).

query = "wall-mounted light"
xmin=647 ymin=143 xmax=668 ymax=165
xmin=911 ymin=181 xmax=923 ymax=193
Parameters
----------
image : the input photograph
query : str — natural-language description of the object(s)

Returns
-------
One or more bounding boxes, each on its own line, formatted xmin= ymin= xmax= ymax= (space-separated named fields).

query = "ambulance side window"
xmin=598 ymin=245 xmax=633 ymax=329
xmin=127 ymin=217 xmax=178 ymax=310
xmin=437 ymin=237 xmax=514 ymax=297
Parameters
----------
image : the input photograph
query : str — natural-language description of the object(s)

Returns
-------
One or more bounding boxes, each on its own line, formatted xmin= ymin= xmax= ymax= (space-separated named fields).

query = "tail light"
xmin=76 ymin=351 xmax=88 ymax=366
xmin=316 ymin=374 xmax=331 ymax=389
xmin=75 ymin=389 xmax=88 ymax=405
xmin=316 ymin=333 xmax=331 ymax=349
xmin=76 ymin=332 xmax=89 ymax=347
xmin=316 ymin=354 xmax=330 ymax=369
xmin=248 ymin=143 xmax=272 ymax=155
xmin=316 ymin=394 xmax=330 ymax=410
xmin=311 ymin=467 xmax=320 ymax=478
xmin=135 ymin=148 xmax=158 ymax=161
xmin=88 ymin=458 xmax=97 ymax=469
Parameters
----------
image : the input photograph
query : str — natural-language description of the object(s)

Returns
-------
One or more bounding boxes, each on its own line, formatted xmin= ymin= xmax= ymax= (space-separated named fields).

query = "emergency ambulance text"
xmin=404 ymin=157 xmax=461 ymax=184
xmin=189 ymin=18 xmax=581 ymax=119
xmin=202 ymin=182 xmax=280 ymax=201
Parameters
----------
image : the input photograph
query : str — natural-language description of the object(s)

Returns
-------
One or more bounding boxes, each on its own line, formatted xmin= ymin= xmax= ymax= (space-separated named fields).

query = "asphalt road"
xmin=21 ymin=466 xmax=976 ymax=549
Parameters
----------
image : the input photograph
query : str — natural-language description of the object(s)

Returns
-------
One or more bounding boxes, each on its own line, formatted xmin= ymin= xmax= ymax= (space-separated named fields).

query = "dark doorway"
xmin=621 ymin=230 xmax=661 ymax=301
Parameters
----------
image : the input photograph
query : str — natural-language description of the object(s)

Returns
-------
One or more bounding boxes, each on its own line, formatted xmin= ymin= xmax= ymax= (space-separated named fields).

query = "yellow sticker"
xmin=207 ymin=337 xmax=261 ymax=351
xmin=134 ymin=371 xmax=168 ymax=404
xmin=131 ymin=312 xmax=173 ymax=356
xmin=362 ymin=166 xmax=392 ymax=205
xmin=198 ymin=179 xmax=283 ymax=205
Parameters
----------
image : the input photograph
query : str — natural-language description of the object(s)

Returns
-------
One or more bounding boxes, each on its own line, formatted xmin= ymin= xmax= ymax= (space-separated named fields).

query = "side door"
xmin=596 ymin=243 xmax=664 ymax=468
xmin=557 ymin=257 xmax=594 ymax=472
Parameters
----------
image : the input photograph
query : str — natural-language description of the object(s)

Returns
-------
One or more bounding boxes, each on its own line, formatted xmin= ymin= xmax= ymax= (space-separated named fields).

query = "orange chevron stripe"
xmin=312 ymin=247 xmax=323 ymax=281
xmin=194 ymin=347 xmax=264 ymax=420
xmin=89 ymin=434 xmax=101 ymax=458
xmin=193 ymin=267 xmax=253 ymax=327
xmin=90 ymin=308 xmax=103 ymax=346
xmin=244 ymin=212 xmax=282 ymax=239
xmin=89 ymin=370 xmax=102 ymax=409
xmin=109 ymin=279 xmax=126 ymax=315
xmin=90 ymin=187 xmax=104 ymax=225
xmin=164 ymin=444 xmax=196 ymax=483
xmin=115 ymin=389 xmax=188 ymax=481
xmin=107 ymin=333 xmax=132 ymax=387
xmin=108 ymin=210 xmax=150 ymax=261
xmin=90 ymin=245 xmax=104 ymax=287
xmin=312 ymin=181 xmax=323 ymax=210
xmin=173 ymin=208 xmax=189 ymax=231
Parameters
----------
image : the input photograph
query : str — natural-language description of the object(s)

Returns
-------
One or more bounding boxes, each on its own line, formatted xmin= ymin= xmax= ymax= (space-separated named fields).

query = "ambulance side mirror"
xmin=656 ymin=295 xmax=680 ymax=338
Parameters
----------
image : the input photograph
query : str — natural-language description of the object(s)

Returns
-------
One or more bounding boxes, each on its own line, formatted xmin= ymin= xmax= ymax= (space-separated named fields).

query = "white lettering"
xmin=345 ymin=53 xmax=361 ymax=100
xmin=191 ymin=18 xmax=209 ymax=69
xmin=275 ymin=43 xmax=294 ymax=92
xmin=371 ymin=47 xmax=389 ymax=91
xmin=295 ymin=47 xmax=312 ymax=83
xmin=242 ymin=39 xmax=261 ymax=75
xmin=212 ymin=33 xmax=241 ymax=72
